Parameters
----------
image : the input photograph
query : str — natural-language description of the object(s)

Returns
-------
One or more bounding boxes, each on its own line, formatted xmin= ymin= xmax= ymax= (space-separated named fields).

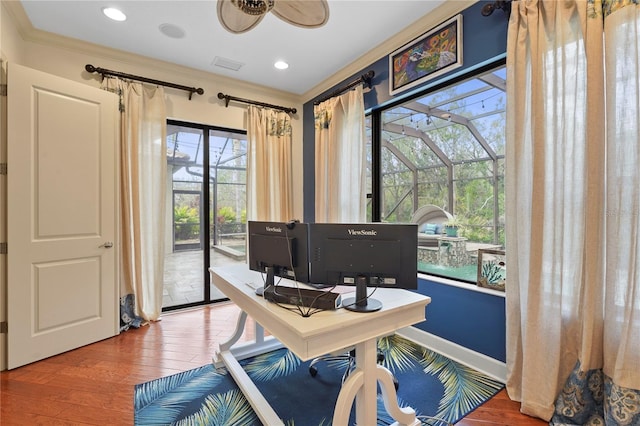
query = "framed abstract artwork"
xmin=389 ymin=15 xmax=463 ymax=96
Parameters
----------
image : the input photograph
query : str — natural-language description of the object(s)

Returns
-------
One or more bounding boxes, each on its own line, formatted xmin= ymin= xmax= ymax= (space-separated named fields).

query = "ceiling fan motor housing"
xmin=231 ymin=0 xmax=275 ymax=16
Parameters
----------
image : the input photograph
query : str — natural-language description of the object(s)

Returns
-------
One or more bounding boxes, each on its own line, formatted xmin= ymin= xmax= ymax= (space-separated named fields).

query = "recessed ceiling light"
xmin=102 ymin=7 xmax=126 ymax=22
xmin=274 ymin=61 xmax=289 ymax=70
xmin=159 ymin=23 xmax=186 ymax=39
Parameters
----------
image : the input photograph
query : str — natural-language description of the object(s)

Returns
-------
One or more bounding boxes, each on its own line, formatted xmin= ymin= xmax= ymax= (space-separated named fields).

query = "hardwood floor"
xmin=1 ymin=303 xmax=546 ymax=426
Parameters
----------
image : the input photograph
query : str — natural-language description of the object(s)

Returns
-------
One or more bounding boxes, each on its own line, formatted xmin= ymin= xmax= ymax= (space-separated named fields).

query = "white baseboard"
xmin=396 ymin=326 xmax=506 ymax=383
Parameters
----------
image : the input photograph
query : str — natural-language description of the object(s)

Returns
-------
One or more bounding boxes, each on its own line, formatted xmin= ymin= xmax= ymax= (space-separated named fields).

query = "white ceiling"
xmin=19 ymin=0 xmax=447 ymax=95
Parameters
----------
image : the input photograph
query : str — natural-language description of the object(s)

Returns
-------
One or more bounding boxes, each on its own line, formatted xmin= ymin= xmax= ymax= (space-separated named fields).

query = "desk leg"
xmin=219 ymin=310 xmax=248 ymax=353
xmin=213 ymin=310 xmax=285 ymax=426
xmin=214 ymin=310 xmax=283 ymax=368
xmin=333 ymin=339 xmax=420 ymax=426
xmin=218 ymin=350 xmax=284 ymax=426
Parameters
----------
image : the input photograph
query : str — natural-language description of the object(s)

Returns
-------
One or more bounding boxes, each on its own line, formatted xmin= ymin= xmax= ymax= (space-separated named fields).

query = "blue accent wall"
xmin=301 ymin=1 xmax=509 ymax=361
xmin=416 ymin=277 xmax=506 ymax=362
xmin=303 ymin=1 xmax=508 ymax=222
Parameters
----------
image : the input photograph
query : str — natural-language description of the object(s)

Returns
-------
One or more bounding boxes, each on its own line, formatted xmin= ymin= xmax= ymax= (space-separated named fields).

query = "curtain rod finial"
xmin=362 ymin=70 xmax=375 ymax=88
xmin=218 ymin=92 xmax=231 ymax=107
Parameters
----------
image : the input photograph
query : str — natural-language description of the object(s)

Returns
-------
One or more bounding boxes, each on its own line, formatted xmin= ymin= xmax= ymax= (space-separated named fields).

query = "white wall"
xmin=2 ymin=0 xmax=305 ymax=216
xmin=18 ymin=45 xmax=305 ymax=218
xmin=0 ymin=0 xmax=475 ymax=371
xmin=0 ymin=0 xmax=305 ymax=370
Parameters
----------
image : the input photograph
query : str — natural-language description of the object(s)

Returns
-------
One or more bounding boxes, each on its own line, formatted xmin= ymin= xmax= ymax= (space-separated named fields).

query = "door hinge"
xmin=0 ymin=163 xmax=6 ymax=175
xmin=0 ymin=322 xmax=7 ymax=334
xmin=0 ymin=242 xmax=6 ymax=254
xmin=0 ymin=84 xmax=6 ymax=97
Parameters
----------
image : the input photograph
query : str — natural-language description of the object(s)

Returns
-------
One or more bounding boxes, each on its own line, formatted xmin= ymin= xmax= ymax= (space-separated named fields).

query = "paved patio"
xmin=163 ymin=248 xmax=245 ymax=308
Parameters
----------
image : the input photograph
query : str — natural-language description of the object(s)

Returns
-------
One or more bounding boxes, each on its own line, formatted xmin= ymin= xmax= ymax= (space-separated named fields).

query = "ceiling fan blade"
xmin=217 ymin=0 xmax=267 ymax=34
xmin=272 ymin=0 xmax=329 ymax=29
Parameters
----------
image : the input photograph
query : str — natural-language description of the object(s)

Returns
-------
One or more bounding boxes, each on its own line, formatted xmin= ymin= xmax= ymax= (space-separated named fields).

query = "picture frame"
xmin=477 ymin=249 xmax=506 ymax=292
xmin=389 ymin=14 xmax=463 ymax=96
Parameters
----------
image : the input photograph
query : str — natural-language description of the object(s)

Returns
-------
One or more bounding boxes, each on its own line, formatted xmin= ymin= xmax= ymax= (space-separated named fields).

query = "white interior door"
xmin=7 ymin=63 xmax=119 ymax=369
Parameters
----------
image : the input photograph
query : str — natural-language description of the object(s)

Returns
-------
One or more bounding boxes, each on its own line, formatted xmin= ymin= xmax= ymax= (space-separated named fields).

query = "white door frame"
xmin=0 ymin=57 xmax=8 ymax=371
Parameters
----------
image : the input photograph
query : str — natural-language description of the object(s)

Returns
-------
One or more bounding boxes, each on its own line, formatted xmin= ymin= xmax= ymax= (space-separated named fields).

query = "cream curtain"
xmin=314 ymin=86 xmax=366 ymax=223
xmin=506 ymin=0 xmax=640 ymax=423
xmin=246 ymin=105 xmax=294 ymax=221
xmin=101 ymin=78 xmax=167 ymax=323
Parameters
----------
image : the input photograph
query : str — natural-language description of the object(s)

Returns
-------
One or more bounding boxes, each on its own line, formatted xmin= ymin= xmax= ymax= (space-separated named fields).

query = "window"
xmin=367 ymin=63 xmax=506 ymax=284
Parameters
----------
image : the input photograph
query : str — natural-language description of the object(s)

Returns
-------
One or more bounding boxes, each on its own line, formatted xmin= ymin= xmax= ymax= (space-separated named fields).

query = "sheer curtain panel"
xmin=101 ymin=78 xmax=167 ymax=324
xmin=314 ymin=86 xmax=366 ymax=223
xmin=505 ymin=0 xmax=640 ymax=423
xmin=246 ymin=105 xmax=294 ymax=222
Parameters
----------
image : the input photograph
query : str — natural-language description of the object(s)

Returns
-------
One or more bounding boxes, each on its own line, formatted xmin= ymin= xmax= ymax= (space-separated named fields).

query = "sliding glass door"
xmin=164 ymin=120 xmax=247 ymax=310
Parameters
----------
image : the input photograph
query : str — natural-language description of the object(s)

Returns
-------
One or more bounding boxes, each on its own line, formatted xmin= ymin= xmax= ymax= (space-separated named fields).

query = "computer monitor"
xmin=308 ymin=222 xmax=418 ymax=312
xmin=247 ymin=220 xmax=310 ymax=293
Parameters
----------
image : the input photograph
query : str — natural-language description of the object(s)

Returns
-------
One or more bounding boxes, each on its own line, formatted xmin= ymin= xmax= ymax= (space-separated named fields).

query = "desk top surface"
xmin=210 ymin=264 xmax=431 ymax=360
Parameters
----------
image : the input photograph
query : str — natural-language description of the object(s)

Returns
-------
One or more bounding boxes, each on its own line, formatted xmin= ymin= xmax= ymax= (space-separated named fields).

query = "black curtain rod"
xmin=217 ymin=92 xmax=297 ymax=114
xmin=314 ymin=70 xmax=375 ymax=106
xmin=85 ymin=64 xmax=204 ymax=100
xmin=480 ymin=0 xmax=511 ymax=17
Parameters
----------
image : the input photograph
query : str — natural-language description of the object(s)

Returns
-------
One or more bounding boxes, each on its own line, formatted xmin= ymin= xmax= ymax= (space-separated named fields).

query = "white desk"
xmin=210 ymin=264 xmax=431 ymax=426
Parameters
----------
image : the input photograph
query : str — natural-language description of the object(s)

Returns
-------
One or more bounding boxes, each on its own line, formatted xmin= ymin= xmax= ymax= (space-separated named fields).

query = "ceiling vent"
xmin=212 ymin=56 xmax=244 ymax=71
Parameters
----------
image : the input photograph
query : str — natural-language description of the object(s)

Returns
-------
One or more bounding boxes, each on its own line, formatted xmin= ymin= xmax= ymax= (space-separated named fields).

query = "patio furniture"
xmin=410 ymin=205 xmax=453 ymax=247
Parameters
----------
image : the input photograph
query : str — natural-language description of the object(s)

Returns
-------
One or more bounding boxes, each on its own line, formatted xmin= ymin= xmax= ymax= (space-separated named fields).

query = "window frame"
xmin=367 ymin=58 xmax=506 ymax=285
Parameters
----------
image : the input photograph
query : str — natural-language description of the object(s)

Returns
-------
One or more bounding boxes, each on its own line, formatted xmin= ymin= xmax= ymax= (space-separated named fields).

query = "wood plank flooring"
xmin=1 ymin=303 xmax=546 ymax=425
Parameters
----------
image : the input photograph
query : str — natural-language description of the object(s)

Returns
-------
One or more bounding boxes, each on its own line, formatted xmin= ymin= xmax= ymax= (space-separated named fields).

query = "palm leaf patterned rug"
xmin=134 ymin=334 xmax=503 ymax=425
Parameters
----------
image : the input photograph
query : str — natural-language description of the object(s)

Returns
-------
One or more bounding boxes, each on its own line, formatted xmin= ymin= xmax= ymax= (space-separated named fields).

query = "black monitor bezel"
xmin=308 ymin=222 xmax=418 ymax=290
xmin=247 ymin=220 xmax=310 ymax=285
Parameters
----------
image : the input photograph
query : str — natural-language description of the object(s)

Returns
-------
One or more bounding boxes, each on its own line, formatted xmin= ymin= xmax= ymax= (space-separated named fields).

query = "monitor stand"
xmin=255 ymin=266 xmax=276 ymax=297
xmin=342 ymin=275 xmax=382 ymax=313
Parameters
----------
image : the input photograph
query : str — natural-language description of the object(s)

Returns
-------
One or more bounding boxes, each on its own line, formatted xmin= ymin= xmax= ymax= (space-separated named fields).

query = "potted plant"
xmin=444 ymin=216 xmax=460 ymax=237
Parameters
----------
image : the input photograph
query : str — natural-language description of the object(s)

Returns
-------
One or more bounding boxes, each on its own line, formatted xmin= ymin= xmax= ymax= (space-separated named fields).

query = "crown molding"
xmin=4 ymin=0 xmax=475 ymax=107
xmin=3 ymin=1 xmax=34 ymax=38
xmin=301 ymin=0 xmax=476 ymax=103
xmin=2 ymin=1 xmax=301 ymax=105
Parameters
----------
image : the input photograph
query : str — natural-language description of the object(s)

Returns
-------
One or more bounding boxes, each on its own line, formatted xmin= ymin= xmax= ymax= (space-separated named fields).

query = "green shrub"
xmin=174 ymin=205 xmax=199 ymax=223
xmin=174 ymin=205 xmax=199 ymax=240
xmin=217 ymin=206 xmax=236 ymax=223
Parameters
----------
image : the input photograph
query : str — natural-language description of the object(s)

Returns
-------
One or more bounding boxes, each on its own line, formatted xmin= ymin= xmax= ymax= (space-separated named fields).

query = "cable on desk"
xmin=260 ymin=225 xmax=384 ymax=317
xmin=274 ymin=285 xmax=338 ymax=317
xmin=259 ymin=271 xmax=339 ymax=318
xmin=258 ymin=225 xmax=339 ymax=318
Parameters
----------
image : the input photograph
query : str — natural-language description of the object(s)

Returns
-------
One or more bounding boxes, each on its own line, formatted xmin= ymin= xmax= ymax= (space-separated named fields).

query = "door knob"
xmin=99 ymin=242 xmax=114 ymax=248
